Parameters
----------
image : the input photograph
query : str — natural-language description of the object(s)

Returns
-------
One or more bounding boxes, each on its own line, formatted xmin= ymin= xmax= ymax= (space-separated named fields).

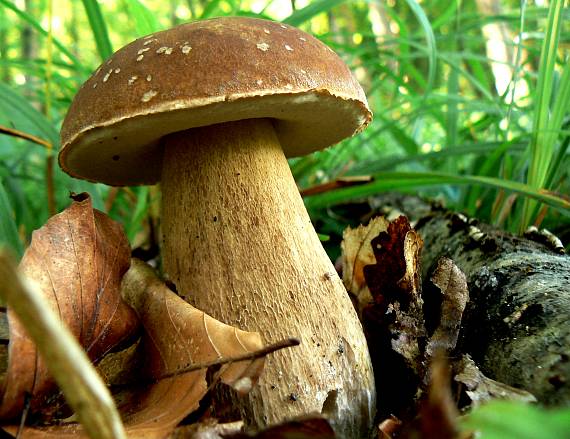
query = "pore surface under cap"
xmin=59 ymin=17 xmax=371 ymax=186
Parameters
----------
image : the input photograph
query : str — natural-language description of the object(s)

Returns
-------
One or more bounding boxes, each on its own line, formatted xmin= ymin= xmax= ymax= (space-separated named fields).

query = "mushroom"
xmin=59 ymin=17 xmax=375 ymax=438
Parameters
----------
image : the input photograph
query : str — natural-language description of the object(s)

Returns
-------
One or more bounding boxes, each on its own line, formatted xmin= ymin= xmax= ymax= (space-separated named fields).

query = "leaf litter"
xmin=0 ymin=194 xmax=300 ymax=438
xmin=341 ymin=215 xmax=537 ymax=438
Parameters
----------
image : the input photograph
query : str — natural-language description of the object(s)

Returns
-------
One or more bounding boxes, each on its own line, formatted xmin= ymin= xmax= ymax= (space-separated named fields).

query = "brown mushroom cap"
xmin=59 ymin=17 xmax=371 ymax=186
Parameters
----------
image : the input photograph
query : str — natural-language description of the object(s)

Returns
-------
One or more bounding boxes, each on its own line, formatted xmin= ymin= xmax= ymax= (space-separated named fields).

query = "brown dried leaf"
xmin=0 ymin=193 xmax=138 ymax=419
xmin=454 ymin=355 xmax=537 ymax=407
xmin=8 ymin=259 xmax=267 ymax=438
xmin=362 ymin=217 xmax=425 ymax=370
xmin=341 ymin=216 xmax=389 ymax=309
xmin=173 ymin=417 xmax=335 ymax=439
xmin=224 ymin=416 xmax=336 ymax=439
xmin=117 ymin=259 xmax=265 ymax=437
xmin=121 ymin=259 xmax=264 ymax=386
xmin=44 ymin=259 xmax=264 ymax=438
xmin=417 ymin=356 xmax=460 ymax=439
xmin=363 ymin=216 xmax=423 ymax=312
xmin=426 ymin=258 xmax=469 ymax=357
xmin=377 ymin=416 xmax=402 ymax=438
xmin=359 ymin=216 xmax=427 ymax=417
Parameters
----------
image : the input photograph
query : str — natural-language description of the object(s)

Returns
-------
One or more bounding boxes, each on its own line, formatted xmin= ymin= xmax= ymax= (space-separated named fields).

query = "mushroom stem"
xmin=161 ymin=118 xmax=375 ymax=437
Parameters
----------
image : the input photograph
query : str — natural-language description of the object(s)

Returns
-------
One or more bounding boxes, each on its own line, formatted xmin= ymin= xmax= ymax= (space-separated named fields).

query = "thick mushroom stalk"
xmin=58 ymin=16 xmax=376 ymax=437
xmin=161 ymin=118 xmax=375 ymax=437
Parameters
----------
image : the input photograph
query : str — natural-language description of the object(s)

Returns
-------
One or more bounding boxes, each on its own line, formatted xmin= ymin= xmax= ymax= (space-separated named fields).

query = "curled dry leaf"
xmin=363 ymin=216 xmax=423 ymax=311
xmin=426 ymin=257 xmax=469 ymax=357
xmin=341 ymin=216 xmax=389 ymax=311
xmin=116 ymin=258 xmax=265 ymax=438
xmin=0 ymin=193 xmax=138 ymax=419
xmin=454 ymin=354 xmax=537 ymax=407
xmin=377 ymin=416 xmax=402 ymax=438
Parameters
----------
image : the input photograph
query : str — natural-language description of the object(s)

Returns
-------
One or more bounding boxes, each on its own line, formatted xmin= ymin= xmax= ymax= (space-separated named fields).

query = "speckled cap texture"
xmin=59 ymin=16 xmax=372 ymax=186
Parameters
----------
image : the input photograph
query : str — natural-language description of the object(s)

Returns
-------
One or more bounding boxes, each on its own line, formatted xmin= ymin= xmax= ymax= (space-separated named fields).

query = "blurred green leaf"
xmin=0 ymin=0 xmax=82 ymax=69
xmin=461 ymin=401 xmax=570 ymax=439
xmin=0 ymin=179 xmax=23 ymax=258
xmin=404 ymin=0 xmax=437 ymax=97
xmin=200 ymin=0 xmax=222 ymax=19
xmin=126 ymin=186 xmax=149 ymax=243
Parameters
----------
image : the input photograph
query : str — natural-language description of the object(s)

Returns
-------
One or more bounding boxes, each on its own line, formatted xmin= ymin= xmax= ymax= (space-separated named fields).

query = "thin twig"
xmin=156 ymin=337 xmax=300 ymax=381
xmin=0 ymin=125 xmax=52 ymax=149
xmin=300 ymin=176 xmax=373 ymax=197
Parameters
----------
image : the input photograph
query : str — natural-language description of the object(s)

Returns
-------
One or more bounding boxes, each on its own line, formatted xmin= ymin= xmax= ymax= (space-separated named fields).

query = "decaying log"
xmin=414 ymin=208 xmax=570 ymax=406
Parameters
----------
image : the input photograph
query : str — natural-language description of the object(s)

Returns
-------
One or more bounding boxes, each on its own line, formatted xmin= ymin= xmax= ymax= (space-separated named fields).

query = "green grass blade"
xmin=0 ymin=179 xmax=23 ymax=258
xmin=304 ymin=171 xmax=570 ymax=214
xmin=283 ymin=0 xmax=348 ymax=26
xmin=348 ymin=141 xmax=526 ymax=175
xmin=528 ymin=0 xmax=563 ymax=186
xmin=403 ymin=0 xmax=437 ymax=97
xmin=124 ymin=0 xmax=161 ymax=36
xmin=81 ymin=0 xmax=113 ymax=61
xmin=545 ymin=135 xmax=569 ymax=190
xmin=126 ymin=187 xmax=149 ymax=243
xmin=542 ymin=59 xmax=570 ymax=189
xmin=431 ymin=1 xmax=458 ymax=30
xmin=199 ymin=0 xmax=222 ymax=19
xmin=0 ymin=83 xmax=59 ymax=145
xmin=522 ymin=0 xmax=564 ymax=228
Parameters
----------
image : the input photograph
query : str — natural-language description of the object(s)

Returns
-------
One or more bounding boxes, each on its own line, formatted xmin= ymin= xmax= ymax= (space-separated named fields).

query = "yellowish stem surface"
xmin=161 ymin=119 xmax=375 ymax=437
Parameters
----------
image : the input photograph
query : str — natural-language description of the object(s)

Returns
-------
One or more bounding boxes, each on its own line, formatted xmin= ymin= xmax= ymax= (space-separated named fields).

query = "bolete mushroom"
xmin=59 ymin=17 xmax=375 ymax=437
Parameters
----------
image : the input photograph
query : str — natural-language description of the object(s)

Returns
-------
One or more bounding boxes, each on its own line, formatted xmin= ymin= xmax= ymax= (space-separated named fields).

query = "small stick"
xmin=156 ymin=337 xmax=300 ymax=381
xmin=300 ymin=176 xmax=373 ymax=197
xmin=0 ymin=125 xmax=52 ymax=149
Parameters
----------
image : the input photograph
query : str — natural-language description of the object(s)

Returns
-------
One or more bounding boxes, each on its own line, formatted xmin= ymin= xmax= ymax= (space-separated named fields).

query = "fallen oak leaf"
xmin=0 ymin=193 xmax=139 ymax=420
